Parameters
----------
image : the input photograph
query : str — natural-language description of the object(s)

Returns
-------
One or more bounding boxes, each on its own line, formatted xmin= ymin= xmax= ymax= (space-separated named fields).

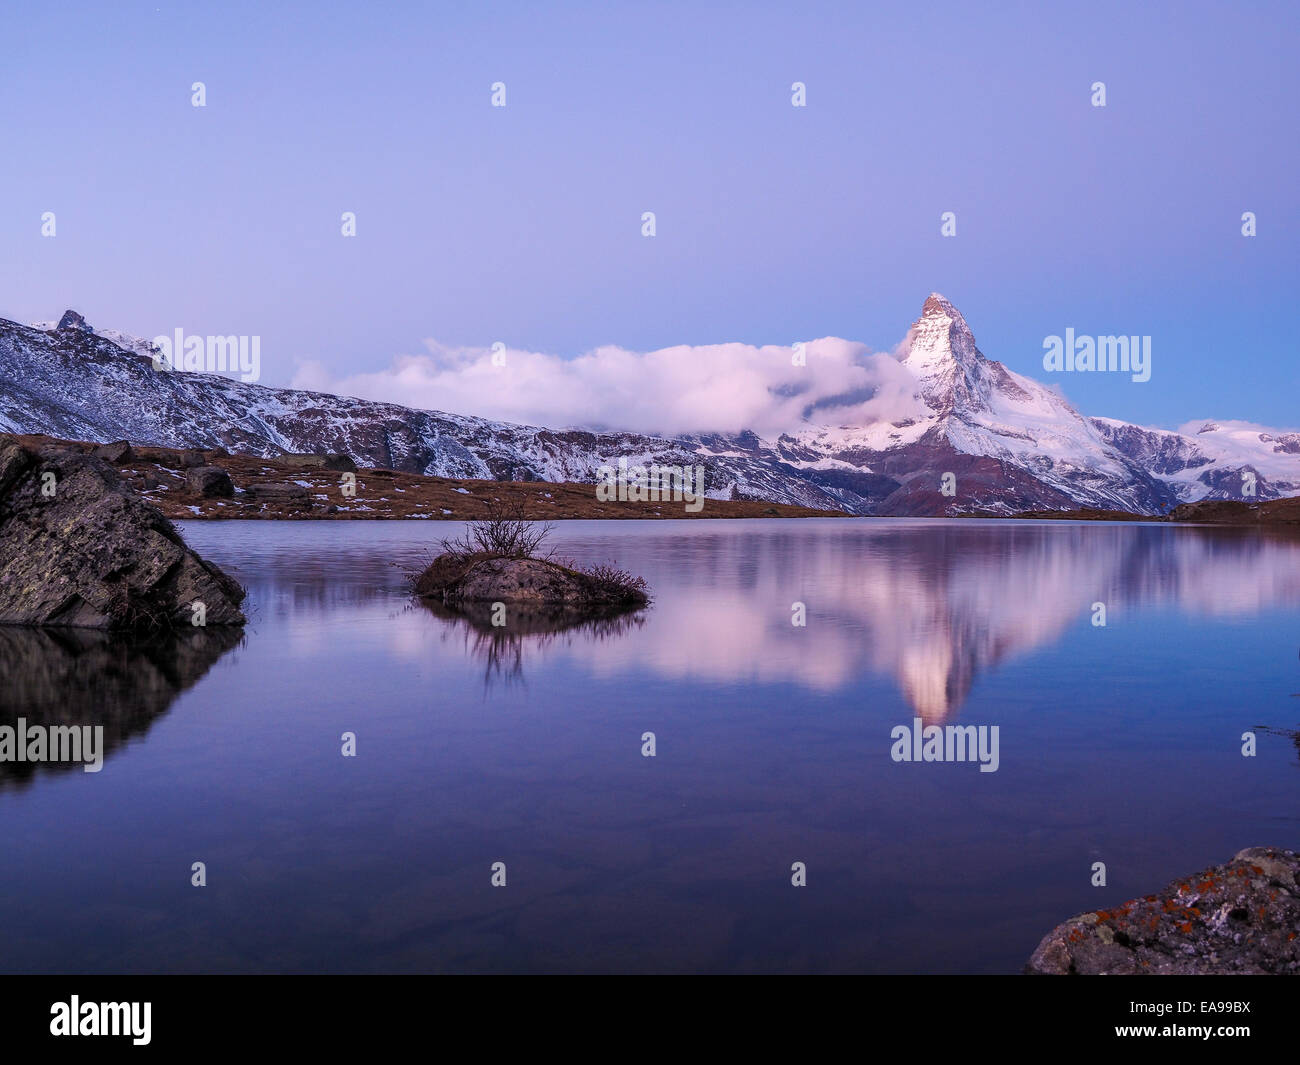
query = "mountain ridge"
xmin=4 ymin=296 xmax=1297 ymax=516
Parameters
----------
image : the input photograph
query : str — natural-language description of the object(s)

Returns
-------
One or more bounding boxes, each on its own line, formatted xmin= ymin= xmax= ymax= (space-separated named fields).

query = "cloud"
xmin=290 ymin=335 xmax=928 ymax=437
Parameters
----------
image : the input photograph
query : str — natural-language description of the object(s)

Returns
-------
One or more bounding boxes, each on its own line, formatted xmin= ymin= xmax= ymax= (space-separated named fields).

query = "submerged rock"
xmin=1027 ymin=847 xmax=1300 ymax=974
xmin=0 ymin=438 xmax=245 ymax=630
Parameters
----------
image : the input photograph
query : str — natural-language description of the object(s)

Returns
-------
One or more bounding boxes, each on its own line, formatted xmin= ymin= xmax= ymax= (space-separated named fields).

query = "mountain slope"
xmin=2 ymin=296 xmax=1295 ymax=516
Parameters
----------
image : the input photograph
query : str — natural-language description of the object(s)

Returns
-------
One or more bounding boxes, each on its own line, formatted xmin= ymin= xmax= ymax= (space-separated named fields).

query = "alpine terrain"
xmin=2 ymin=297 xmax=1296 ymax=516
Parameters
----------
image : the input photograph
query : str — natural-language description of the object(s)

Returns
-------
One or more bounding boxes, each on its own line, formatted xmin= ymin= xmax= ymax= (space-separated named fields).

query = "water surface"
xmin=2 ymin=518 xmax=1298 ymax=973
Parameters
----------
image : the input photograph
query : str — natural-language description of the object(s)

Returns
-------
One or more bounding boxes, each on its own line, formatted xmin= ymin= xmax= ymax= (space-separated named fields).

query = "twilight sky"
xmin=2 ymin=0 xmax=1295 ymax=433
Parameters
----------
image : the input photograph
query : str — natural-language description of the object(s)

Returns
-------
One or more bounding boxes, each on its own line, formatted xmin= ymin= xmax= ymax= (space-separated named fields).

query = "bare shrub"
xmin=581 ymin=562 xmax=650 ymax=606
xmin=439 ymin=501 xmax=554 ymax=560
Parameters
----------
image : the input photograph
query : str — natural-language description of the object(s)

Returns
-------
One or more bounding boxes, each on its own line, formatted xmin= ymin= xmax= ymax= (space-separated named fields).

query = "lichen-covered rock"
xmin=415 ymin=552 xmax=648 ymax=610
xmin=0 ymin=439 xmax=245 ymax=630
xmin=1027 ymin=847 xmax=1300 ymax=974
xmin=451 ymin=556 xmax=614 ymax=603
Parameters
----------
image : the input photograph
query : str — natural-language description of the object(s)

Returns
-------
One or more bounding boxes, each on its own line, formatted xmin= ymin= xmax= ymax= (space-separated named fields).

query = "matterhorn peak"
xmin=897 ymin=294 xmax=992 ymax=415
xmin=901 ymin=293 xmax=982 ymax=371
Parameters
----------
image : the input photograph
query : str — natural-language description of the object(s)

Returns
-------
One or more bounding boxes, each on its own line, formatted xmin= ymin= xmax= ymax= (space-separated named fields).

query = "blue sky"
xmin=1 ymin=0 xmax=1295 ymax=431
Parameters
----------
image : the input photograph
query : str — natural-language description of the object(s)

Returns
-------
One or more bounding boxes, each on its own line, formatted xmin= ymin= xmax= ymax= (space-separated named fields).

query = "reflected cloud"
xmin=559 ymin=524 xmax=1300 ymax=721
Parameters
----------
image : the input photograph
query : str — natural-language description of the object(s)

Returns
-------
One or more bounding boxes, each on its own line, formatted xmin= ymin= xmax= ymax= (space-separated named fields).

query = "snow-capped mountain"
xmin=2 ymin=298 xmax=1296 ymax=515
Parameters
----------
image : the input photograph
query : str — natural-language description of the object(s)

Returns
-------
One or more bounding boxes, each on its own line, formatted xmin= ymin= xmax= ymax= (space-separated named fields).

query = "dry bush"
xmin=581 ymin=562 xmax=650 ymax=606
xmin=439 ymin=501 xmax=554 ymax=560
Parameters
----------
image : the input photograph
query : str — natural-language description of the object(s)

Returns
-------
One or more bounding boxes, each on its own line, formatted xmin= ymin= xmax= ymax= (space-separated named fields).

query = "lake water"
xmin=2 ymin=518 xmax=1298 ymax=974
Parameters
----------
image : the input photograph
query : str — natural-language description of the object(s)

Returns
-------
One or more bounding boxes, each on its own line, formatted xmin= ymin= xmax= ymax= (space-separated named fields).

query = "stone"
xmin=1026 ymin=847 xmax=1300 ymax=974
xmin=56 ymin=309 xmax=94 ymax=333
xmin=244 ymin=482 xmax=310 ymax=502
xmin=416 ymin=553 xmax=648 ymax=610
xmin=0 ymin=438 xmax=245 ymax=630
xmin=185 ymin=465 xmax=234 ymax=498
xmin=278 ymin=453 xmax=357 ymax=472
xmin=92 ymin=440 xmax=133 ymax=464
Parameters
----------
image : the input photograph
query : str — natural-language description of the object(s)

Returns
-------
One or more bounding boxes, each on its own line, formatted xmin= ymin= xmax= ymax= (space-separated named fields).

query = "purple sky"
xmin=2 ymin=0 xmax=1296 ymax=432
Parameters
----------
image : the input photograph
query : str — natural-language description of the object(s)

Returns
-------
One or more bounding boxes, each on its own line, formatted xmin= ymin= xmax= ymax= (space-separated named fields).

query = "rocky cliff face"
xmin=3 ymin=297 xmax=1297 ymax=516
xmin=0 ymin=439 xmax=245 ymax=630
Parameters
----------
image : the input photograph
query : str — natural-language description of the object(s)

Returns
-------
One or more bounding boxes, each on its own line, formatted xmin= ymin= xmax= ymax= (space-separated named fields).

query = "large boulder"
xmin=416 ymin=553 xmax=648 ymax=610
xmin=244 ymin=481 xmax=310 ymax=503
xmin=453 ymin=556 xmax=602 ymax=603
xmin=279 ymin=453 xmax=357 ymax=472
xmin=92 ymin=440 xmax=133 ymax=464
xmin=1027 ymin=847 xmax=1300 ymax=974
xmin=0 ymin=439 xmax=245 ymax=630
xmin=185 ymin=465 xmax=234 ymax=498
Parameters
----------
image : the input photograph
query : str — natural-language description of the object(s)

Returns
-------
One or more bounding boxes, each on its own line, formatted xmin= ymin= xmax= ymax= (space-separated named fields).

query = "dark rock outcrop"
xmin=0 ymin=439 xmax=245 ymax=630
xmin=185 ymin=465 xmax=234 ymax=498
xmin=92 ymin=440 xmax=133 ymax=464
xmin=1027 ymin=847 xmax=1300 ymax=974
xmin=244 ymin=482 xmax=310 ymax=503
xmin=280 ymin=453 xmax=357 ymax=472
xmin=56 ymin=309 xmax=93 ymax=333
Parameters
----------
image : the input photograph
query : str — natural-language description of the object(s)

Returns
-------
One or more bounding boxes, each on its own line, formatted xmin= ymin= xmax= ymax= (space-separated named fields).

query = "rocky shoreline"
xmin=0 ymin=438 xmax=245 ymax=631
xmin=1027 ymin=847 xmax=1300 ymax=974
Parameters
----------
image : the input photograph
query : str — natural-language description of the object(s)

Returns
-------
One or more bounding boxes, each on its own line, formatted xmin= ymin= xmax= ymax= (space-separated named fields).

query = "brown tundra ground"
xmin=4 ymin=434 xmax=844 ymax=521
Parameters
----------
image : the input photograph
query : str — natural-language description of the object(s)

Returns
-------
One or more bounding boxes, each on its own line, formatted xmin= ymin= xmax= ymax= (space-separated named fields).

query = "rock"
xmin=178 ymin=450 xmax=207 ymax=469
xmin=56 ymin=309 xmax=94 ymax=333
xmin=417 ymin=553 xmax=649 ymax=610
xmin=92 ymin=440 xmax=133 ymax=464
xmin=185 ymin=465 xmax=234 ymax=498
xmin=1167 ymin=499 xmax=1257 ymax=523
xmin=0 ymin=438 xmax=245 ymax=630
xmin=244 ymin=482 xmax=310 ymax=502
xmin=279 ymin=453 xmax=357 ymax=472
xmin=453 ymin=557 xmax=594 ymax=603
xmin=1027 ymin=847 xmax=1300 ymax=974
